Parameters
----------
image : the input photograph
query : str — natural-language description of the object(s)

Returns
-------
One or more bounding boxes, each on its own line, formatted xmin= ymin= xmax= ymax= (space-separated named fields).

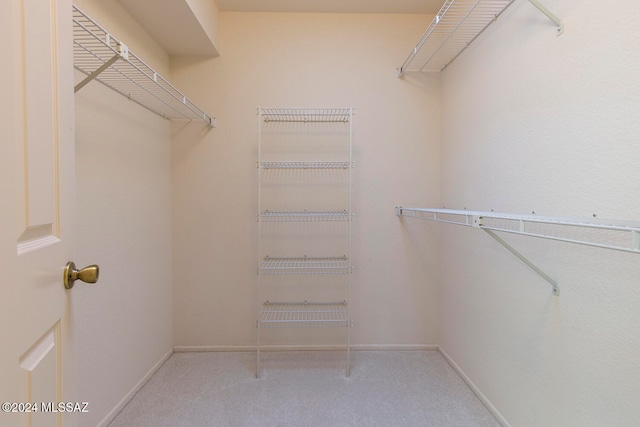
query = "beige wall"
xmin=438 ymin=0 xmax=640 ymax=425
xmin=170 ymin=12 xmax=442 ymax=349
xmin=186 ymin=0 xmax=221 ymax=54
xmin=66 ymin=1 xmax=640 ymax=424
xmin=72 ymin=1 xmax=173 ymax=425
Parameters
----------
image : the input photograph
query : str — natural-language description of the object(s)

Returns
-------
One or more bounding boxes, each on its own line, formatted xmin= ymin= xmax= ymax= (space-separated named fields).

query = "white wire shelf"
xmin=398 ymin=207 xmax=640 ymax=296
xmin=260 ymin=161 xmax=351 ymax=169
xmin=259 ymin=301 xmax=349 ymax=328
xmin=398 ymin=0 xmax=563 ymax=75
xmin=73 ymin=5 xmax=214 ymax=126
xmin=260 ymin=108 xmax=351 ymax=123
xmin=260 ymin=211 xmax=350 ymax=222
xmin=396 ymin=207 xmax=640 ymax=254
xmin=260 ymin=256 xmax=350 ymax=275
xmin=399 ymin=0 xmax=514 ymax=74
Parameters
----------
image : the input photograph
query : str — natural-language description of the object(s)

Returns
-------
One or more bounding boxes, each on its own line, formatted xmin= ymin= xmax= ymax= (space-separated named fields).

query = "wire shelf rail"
xmin=397 ymin=207 xmax=640 ymax=296
xmin=260 ymin=256 xmax=350 ymax=275
xmin=396 ymin=207 xmax=640 ymax=255
xmin=397 ymin=0 xmax=563 ymax=75
xmin=72 ymin=5 xmax=214 ymax=126
xmin=260 ymin=161 xmax=351 ymax=169
xmin=260 ymin=301 xmax=349 ymax=328
xmin=260 ymin=211 xmax=350 ymax=222
xmin=261 ymin=108 xmax=351 ymax=123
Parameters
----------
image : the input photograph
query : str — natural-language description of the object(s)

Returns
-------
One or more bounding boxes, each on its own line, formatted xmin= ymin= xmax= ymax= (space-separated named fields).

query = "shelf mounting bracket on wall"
xmin=483 ymin=229 xmax=559 ymax=296
xmin=395 ymin=207 xmax=559 ymax=295
xmin=74 ymin=51 xmax=122 ymax=93
xmin=527 ymin=0 xmax=564 ymax=35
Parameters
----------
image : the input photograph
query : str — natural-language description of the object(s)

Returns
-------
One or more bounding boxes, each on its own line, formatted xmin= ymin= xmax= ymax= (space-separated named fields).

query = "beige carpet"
xmin=109 ymin=350 xmax=499 ymax=426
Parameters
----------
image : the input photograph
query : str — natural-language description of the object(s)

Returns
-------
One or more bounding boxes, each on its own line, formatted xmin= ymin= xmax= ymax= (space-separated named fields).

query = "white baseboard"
xmin=174 ymin=344 xmax=439 ymax=352
xmin=437 ymin=346 xmax=511 ymax=427
xmin=174 ymin=345 xmax=255 ymax=352
xmin=352 ymin=344 xmax=439 ymax=351
xmin=97 ymin=348 xmax=173 ymax=427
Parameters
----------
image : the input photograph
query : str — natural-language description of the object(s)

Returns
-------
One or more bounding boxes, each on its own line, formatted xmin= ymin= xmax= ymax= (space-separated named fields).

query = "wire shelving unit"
xmin=397 ymin=0 xmax=563 ymax=75
xmin=72 ymin=5 xmax=214 ymax=126
xmin=397 ymin=207 xmax=640 ymax=296
xmin=257 ymin=107 xmax=353 ymax=377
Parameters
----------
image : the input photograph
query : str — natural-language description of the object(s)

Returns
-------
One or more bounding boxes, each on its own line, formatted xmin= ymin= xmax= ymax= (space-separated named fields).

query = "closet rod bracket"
xmin=483 ymin=229 xmax=560 ymax=296
xmin=74 ymin=53 xmax=120 ymax=93
xmin=74 ymin=41 xmax=129 ymax=93
xmin=527 ymin=0 xmax=564 ymax=35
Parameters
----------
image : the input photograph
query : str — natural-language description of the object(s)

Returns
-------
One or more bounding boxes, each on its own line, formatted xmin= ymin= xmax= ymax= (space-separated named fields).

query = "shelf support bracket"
xmin=74 ymin=54 xmax=120 ymax=93
xmin=527 ymin=0 xmax=564 ymax=35
xmin=483 ymin=229 xmax=559 ymax=296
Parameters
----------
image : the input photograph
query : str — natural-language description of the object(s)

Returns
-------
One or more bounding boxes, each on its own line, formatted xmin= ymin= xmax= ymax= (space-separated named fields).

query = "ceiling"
xmin=116 ymin=0 xmax=442 ymax=56
xmin=215 ymin=0 xmax=443 ymax=14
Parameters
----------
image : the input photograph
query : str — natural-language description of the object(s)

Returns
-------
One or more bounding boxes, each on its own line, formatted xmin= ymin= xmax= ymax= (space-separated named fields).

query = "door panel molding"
xmin=17 ymin=0 xmax=60 ymax=249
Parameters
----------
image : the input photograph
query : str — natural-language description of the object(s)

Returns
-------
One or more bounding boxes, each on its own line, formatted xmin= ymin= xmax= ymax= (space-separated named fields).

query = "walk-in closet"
xmin=1 ymin=0 xmax=639 ymax=426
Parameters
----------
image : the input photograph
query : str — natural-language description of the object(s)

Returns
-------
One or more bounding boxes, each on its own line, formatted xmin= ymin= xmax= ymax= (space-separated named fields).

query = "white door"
xmin=0 ymin=0 xmax=80 ymax=426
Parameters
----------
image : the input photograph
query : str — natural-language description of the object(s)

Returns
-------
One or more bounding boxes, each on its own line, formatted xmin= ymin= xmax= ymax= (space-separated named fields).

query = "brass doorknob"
xmin=64 ymin=262 xmax=99 ymax=289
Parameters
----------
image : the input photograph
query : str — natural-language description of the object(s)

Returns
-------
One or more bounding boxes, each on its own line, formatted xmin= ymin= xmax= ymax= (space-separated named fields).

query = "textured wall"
xmin=438 ymin=0 xmax=640 ymax=425
xmin=73 ymin=1 xmax=173 ymax=425
xmin=170 ymin=12 xmax=442 ymax=349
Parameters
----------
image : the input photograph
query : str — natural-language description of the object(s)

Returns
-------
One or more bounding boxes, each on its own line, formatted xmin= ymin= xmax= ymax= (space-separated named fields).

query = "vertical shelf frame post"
xmin=346 ymin=106 xmax=353 ymax=377
xmin=256 ymin=107 xmax=263 ymax=379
